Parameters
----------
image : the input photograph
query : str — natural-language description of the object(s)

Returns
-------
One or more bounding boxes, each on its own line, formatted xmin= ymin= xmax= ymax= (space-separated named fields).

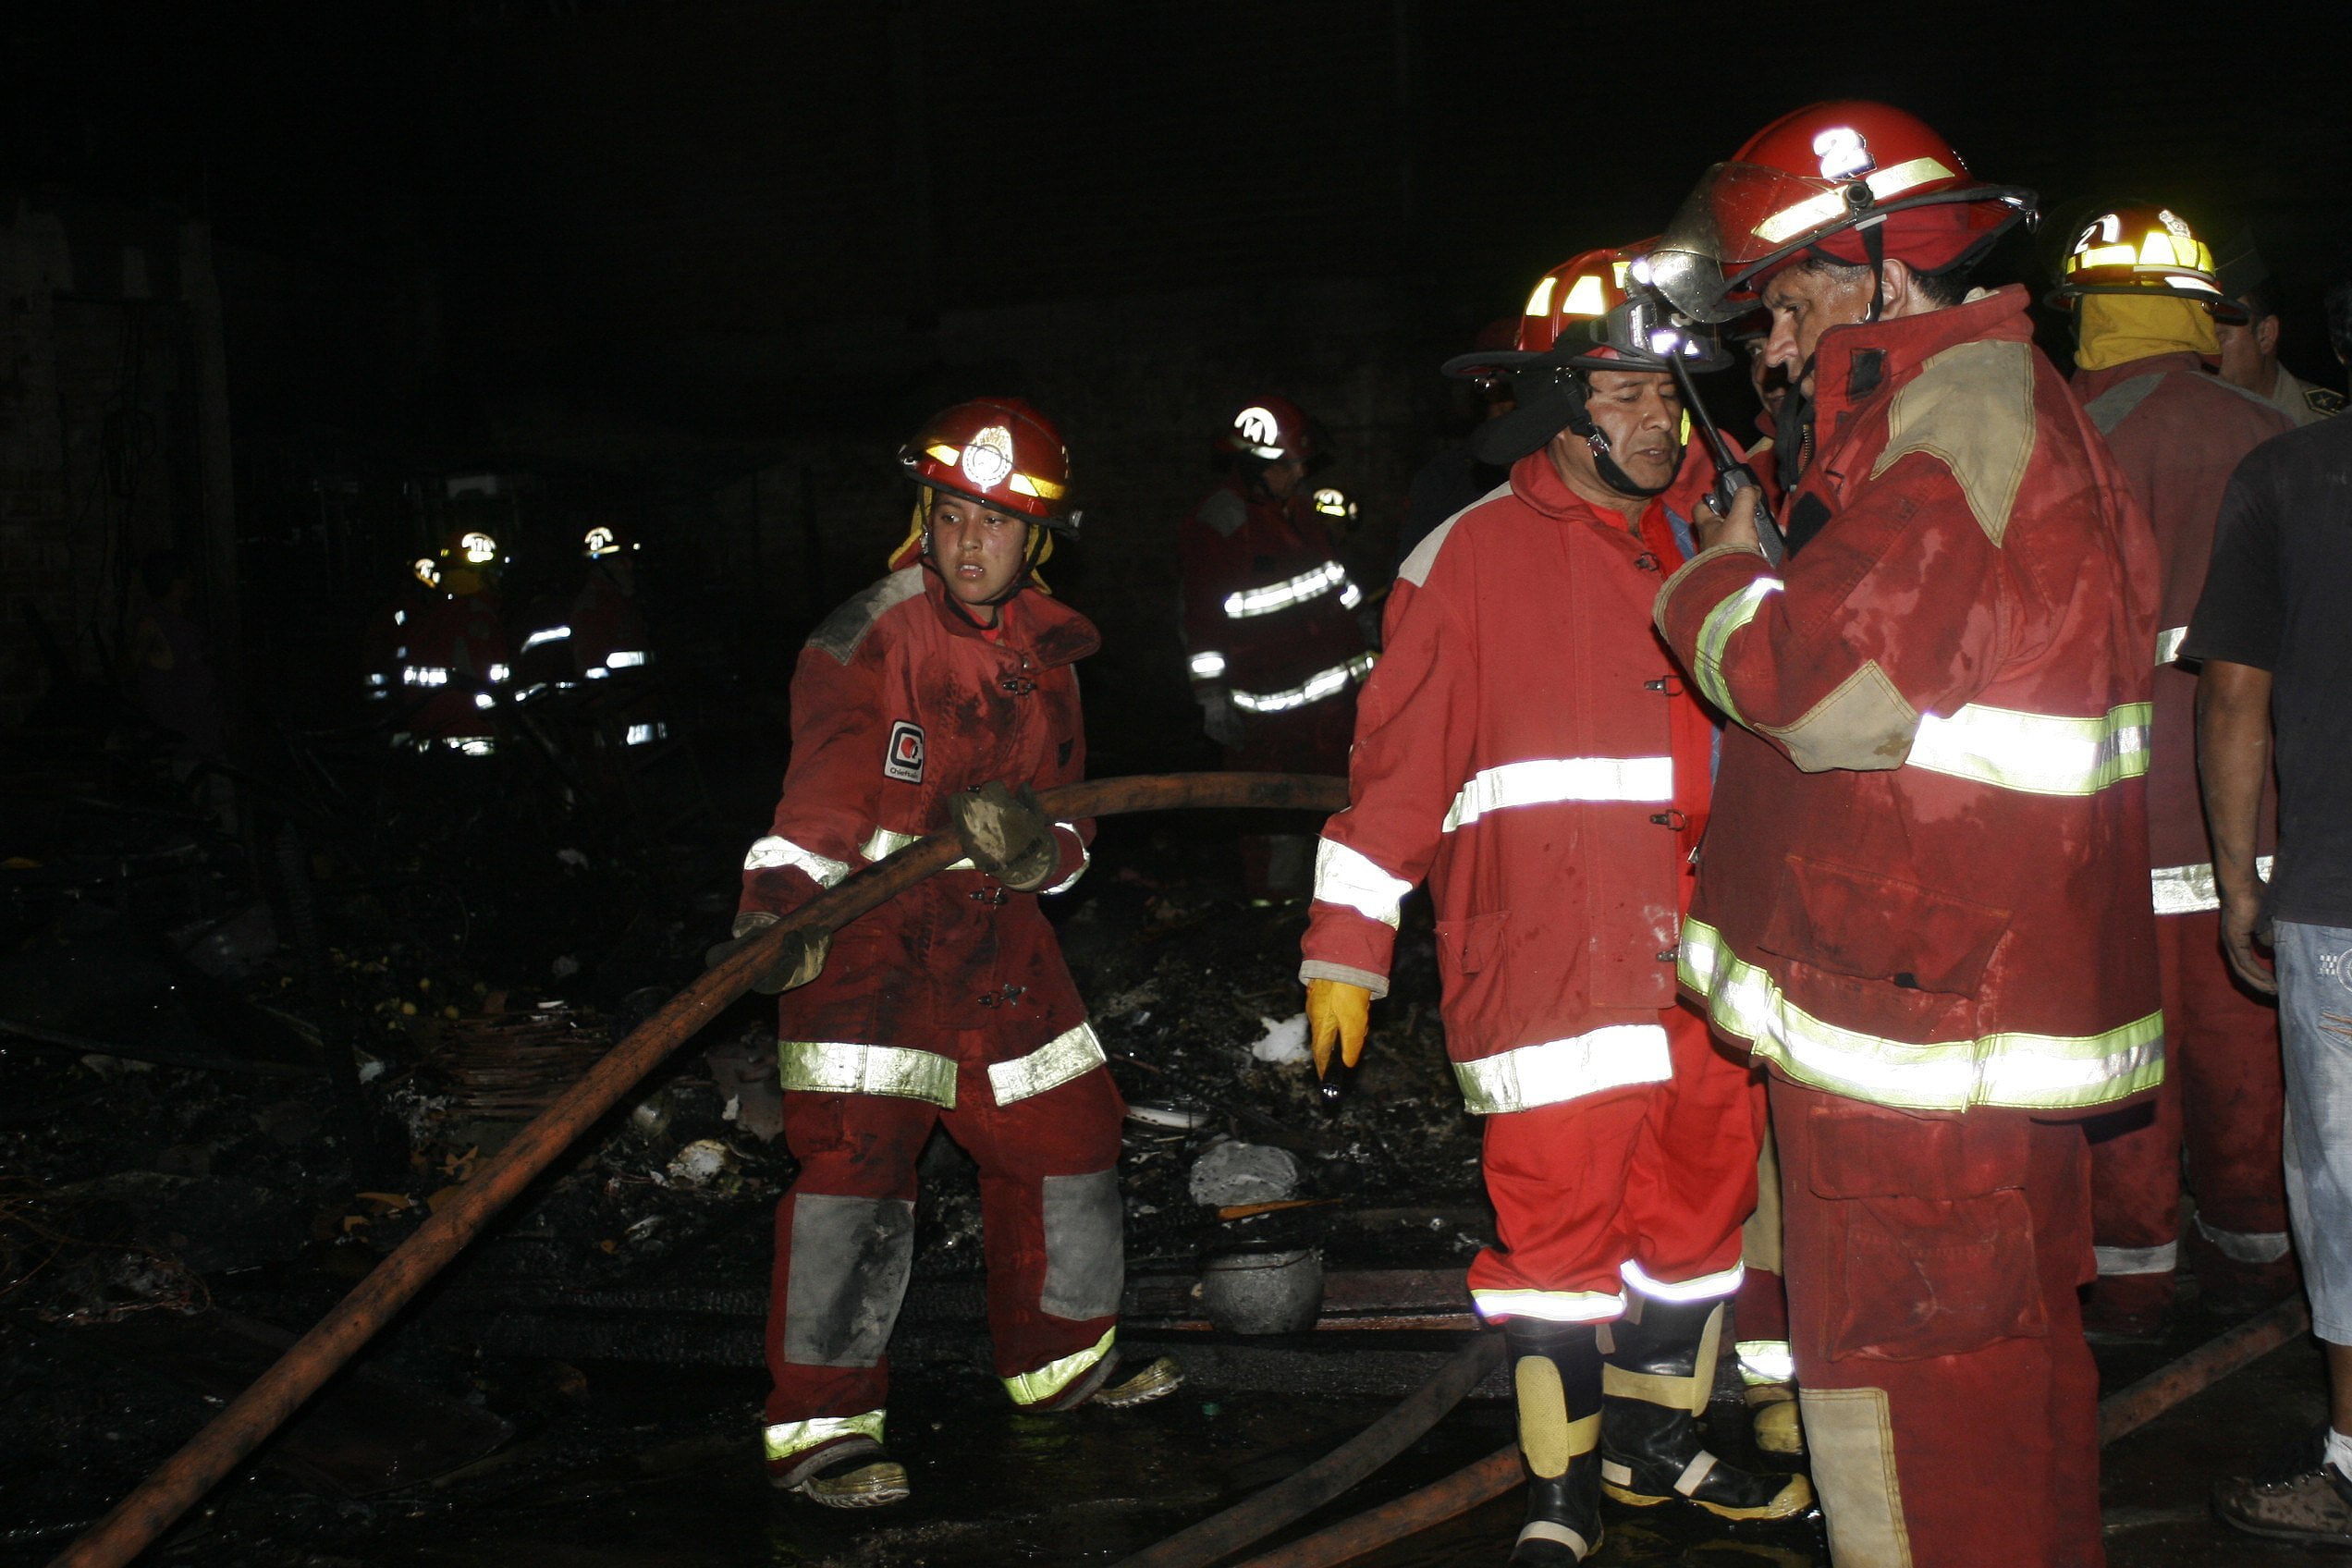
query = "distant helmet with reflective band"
xmin=1219 ymin=395 xmax=1317 ymax=462
xmin=1308 ymin=486 xmax=1357 ymax=524
xmin=1648 ymin=101 xmax=2035 ymax=323
xmin=897 ymin=397 xmax=1073 ymax=523
xmin=582 ymin=523 xmax=638 ymax=558
xmin=2048 ymin=203 xmax=2244 ymax=321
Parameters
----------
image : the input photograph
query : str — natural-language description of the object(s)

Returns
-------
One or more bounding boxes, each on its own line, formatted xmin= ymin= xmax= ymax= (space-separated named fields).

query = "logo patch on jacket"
xmin=885 ymin=721 xmax=925 ymax=783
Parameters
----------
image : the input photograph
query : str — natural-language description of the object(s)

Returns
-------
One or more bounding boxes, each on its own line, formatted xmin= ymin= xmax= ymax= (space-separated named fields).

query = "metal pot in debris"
xmin=1199 ymin=1247 xmax=1324 ymax=1335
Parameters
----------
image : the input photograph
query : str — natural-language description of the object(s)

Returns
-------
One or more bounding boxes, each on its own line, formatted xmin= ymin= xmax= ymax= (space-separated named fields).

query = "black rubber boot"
xmin=1503 ymin=1318 xmax=1605 ymax=1564
xmin=1599 ymin=1295 xmax=1812 ymax=1521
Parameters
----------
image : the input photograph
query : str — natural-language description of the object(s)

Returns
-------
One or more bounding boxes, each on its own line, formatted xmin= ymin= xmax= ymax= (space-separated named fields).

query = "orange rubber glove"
xmin=1305 ymin=978 xmax=1371 ymax=1078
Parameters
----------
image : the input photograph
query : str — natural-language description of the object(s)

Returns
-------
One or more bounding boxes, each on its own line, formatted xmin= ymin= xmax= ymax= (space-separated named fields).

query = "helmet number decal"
xmin=1811 ymin=126 xmax=1874 ymax=181
xmin=1234 ymin=406 xmax=1282 ymax=449
xmin=885 ymin=721 xmax=925 ymax=784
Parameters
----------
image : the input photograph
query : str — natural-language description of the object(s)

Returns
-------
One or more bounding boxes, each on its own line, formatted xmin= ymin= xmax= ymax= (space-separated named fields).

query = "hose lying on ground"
xmin=51 ymin=771 xmax=1350 ymax=1568
xmin=1106 ymin=1333 xmax=1502 ymax=1568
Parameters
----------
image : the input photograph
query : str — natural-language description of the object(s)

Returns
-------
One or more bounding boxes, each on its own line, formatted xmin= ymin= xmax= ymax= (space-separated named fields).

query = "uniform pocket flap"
xmin=1759 ymin=855 xmax=2010 ymax=998
xmin=1435 ymin=909 xmax=1507 ymax=976
xmin=1807 ymin=1099 xmax=2030 ymax=1202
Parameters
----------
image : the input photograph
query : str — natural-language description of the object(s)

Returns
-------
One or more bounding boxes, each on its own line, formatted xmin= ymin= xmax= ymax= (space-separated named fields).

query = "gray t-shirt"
xmin=2185 ymin=415 xmax=2352 ymax=926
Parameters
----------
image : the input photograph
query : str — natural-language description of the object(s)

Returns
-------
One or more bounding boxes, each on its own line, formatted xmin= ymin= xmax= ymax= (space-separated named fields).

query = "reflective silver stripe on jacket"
xmin=1441 ymin=756 xmax=1674 ymax=832
xmin=1231 ymin=652 xmax=1376 ymax=714
xmin=1452 ymin=1024 xmax=1673 ymax=1115
xmin=744 ymin=836 xmax=852 ymax=887
xmin=1680 ymin=917 xmax=2163 ymax=1112
xmin=1313 ymin=838 xmax=1414 ymax=928
xmin=1905 ymin=702 xmax=2151 ymax=797
xmin=862 ymin=826 xmax=974 ymax=871
xmin=2154 ymin=626 xmax=2187 ymax=667
xmin=778 ymin=1040 xmax=959 ymax=1107
xmin=987 ymin=1022 xmax=1107 ymax=1106
xmin=1691 ymin=578 xmax=1783 ymax=726
xmin=1189 ymin=651 xmax=1227 ymax=680
xmin=1223 ymin=561 xmax=1346 ymax=619
xmin=1042 ymin=826 xmax=1090 ymax=895
xmin=2151 ymin=854 xmax=2274 ymax=916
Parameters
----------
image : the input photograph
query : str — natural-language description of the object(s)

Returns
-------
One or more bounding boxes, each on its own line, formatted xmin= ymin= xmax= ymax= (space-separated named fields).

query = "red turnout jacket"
xmin=1299 ymin=445 xmax=1722 ymax=1116
xmin=1655 ymin=286 xmax=2164 ymax=1114
xmin=1178 ymin=478 xmax=1370 ymax=720
xmin=2073 ymin=352 xmax=2289 ymax=901
xmin=739 ymin=568 xmax=1098 ymax=1099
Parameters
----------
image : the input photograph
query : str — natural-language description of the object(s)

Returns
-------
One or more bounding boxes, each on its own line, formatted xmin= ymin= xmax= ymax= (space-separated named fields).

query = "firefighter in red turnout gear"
xmin=1649 ymin=103 xmax=2162 ymax=1567
xmin=393 ymin=528 xmax=513 ymax=756
xmin=726 ymin=399 xmax=1182 ymax=1509
xmin=2051 ymin=205 xmax=2297 ymax=1331
xmin=1301 ymin=248 xmax=1809 ymax=1564
xmin=1180 ymin=396 xmax=1371 ymax=898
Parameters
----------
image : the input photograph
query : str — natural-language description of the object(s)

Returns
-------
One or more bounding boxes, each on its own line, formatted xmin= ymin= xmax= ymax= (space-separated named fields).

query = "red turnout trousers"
xmin=1774 ymin=1072 xmax=2103 ymax=1568
xmin=1469 ymin=1002 xmax=1763 ymax=1319
xmin=764 ymin=1055 xmax=1125 ymax=1447
xmin=2089 ymin=909 xmax=2289 ymax=1297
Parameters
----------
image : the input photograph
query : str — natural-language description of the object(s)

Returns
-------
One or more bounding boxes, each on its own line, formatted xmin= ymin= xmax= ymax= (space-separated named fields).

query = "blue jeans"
xmin=2276 ymin=921 xmax=2352 ymax=1344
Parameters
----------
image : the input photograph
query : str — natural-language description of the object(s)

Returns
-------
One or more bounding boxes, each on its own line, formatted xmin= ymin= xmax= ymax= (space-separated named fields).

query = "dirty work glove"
xmin=1305 ymin=978 xmax=1371 ymax=1078
xmin=704 ymin=911 xmax=829 ymax=995
xmin=947 ymin=780 xmax=1059 ymax=892
xmin=1197 ymin=688 xmax=1243 ymax=750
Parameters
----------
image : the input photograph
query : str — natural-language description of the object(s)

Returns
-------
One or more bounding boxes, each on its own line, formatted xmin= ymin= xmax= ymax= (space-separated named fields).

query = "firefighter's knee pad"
xmin=783 ymin=1194 xmax=916 ymax=1366
xmin=1039 ymin=1169 xmax=1123 ymax=1320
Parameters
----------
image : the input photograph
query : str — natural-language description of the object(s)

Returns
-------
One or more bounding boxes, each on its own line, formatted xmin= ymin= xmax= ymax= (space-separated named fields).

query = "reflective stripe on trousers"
xmin=1472 ymin=1287 xmax=1627 ymax=1323
xmin=1002 ymin=1326 xmax=1116 ymax=1405
xmin=1679 ymin=917 xmax=2164 ymax=1112
xmin=764 ymin=1408 xmax=885 ymax=1464
xmin=1440 ymin=756 xmax=1673 ymax=832
xmin=1452 ymin=1025 xmax=1673 ymax=1114
xmin=778 ymin=1023 xmax=1106 ymax=1110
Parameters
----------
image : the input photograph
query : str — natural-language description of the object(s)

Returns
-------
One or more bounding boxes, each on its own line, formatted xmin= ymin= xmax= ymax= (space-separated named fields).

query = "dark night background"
xmin=2 ymin=0 xmax=2346 ymax=771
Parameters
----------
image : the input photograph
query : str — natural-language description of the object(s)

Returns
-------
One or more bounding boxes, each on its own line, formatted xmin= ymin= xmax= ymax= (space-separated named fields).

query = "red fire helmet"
xmin=1648 ymin=101 xmax=2035 ymax=323
xmin=2048 ymin=202 xmax=2245 ymax=322
xmin=1445 ymin=240 xmax=1726 ymax=383
xmin=1219 ymin=395 xmax=1317 ymax=463
xmin=897 ymin=397 xmax=1073 ymax=523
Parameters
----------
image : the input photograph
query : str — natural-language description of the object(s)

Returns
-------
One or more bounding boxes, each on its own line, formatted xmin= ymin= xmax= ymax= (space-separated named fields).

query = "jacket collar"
xmin=2072 ymin=349 xmax=2208 ymax=398
xmin=1810 ymin=284 xmax=2034 ymax=435
xmin=1508 ymin=442 xmax=1702 ymax=538
xmin=920 ymin=565 xmax=1100 ymax=668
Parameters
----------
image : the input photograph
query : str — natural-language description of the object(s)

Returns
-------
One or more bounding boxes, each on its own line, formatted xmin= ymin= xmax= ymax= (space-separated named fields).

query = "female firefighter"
xmin=717 ymin=398 xmax=1182 ymax=1508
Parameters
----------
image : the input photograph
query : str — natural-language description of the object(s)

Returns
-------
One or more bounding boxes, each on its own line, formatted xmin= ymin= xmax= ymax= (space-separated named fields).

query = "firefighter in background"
xmin=1179 ymin=396 xmax=1372 ymax=900
xmin=361 ymin=553 xmax=441 ymax=710
xmin=512 ymin=521 xmax=668 ymax=749
xmin=1302 ymin=247 xmax=1808 ymax=1564
xmin=2050 ymin=205 xmax=2297 ymax=1334
xmin=394 ymin=526 xmax=512 ymax=756
xmin=717 ymin=398 xmax=1181 ymax=1509
xmin=1648 ymin=102 xmax=2161 ymax=1566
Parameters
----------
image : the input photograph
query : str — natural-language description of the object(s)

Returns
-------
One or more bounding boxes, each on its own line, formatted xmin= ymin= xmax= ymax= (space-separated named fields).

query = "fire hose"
xmin=51 ymin=771 xmax=1348 ymax=1568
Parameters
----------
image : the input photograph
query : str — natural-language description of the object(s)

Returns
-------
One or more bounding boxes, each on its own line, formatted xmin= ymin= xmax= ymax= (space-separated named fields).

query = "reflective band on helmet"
xmin=2094 ymin=1242 xmax=2177 ymax=1276
xmin=1231 ymin=653 xmax=1375 ymax=714
xmin=1224 ymin=560 xmax=1348 ymax=619
xmin=2195 ymin=1213 xmax=2292 ymax=1265
xmin=1042 ymin=826 xmax=1090 ymax=895
xmin=778 ymin=1040 xmax=959 ymax=1108
xmin=1906 ymin=702 xmax=2151 ymax=797
xmin=1002 ymin=1327 xmax=1116 ymax=1405
xmin=403 ymin=666 xmax=450 ymax=686
xmin=1691 ymin=578 xmax=1783 ymax=726
xmin=1441 ymin=756 xmax=1673 ymax=832
xmin=744 ymin=835 xmax=852 ymax=888
xmin=1736 ymin=1340 xmax=1795 ymax=1386
xmin=1751 ymin=156 xmax=1958 ymax=245
xmin=1623 ymin=1259 xmax=1745 ymax=1304
xmin=763 ymin=1409 xmax=886 ymax=1464
xmin=987 ymin=1022 xmax=1107 ymax=1106
xmin=1189 ymin=651 xmax=1227 ymax=680
xmin=2152 ymin=855 xmax=2274 ymax=916
xmin=861 ymin=827 xmax=974 ymax=872
xmin=625 ymin=722 xmax=667 ymax=745
xmin=1472 ymin=1288 xmax=1626 ymax=1324
xmin=1313 ymin=839 xmax=1413 ymax=928
xmin=1679 ymin=917 xmax=2164 ymax=1111
xmin=2155 ymin=626 xmax=2187 ymax=666
xmin=1452 ymin=1025 xmax=1672 ymax=1115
